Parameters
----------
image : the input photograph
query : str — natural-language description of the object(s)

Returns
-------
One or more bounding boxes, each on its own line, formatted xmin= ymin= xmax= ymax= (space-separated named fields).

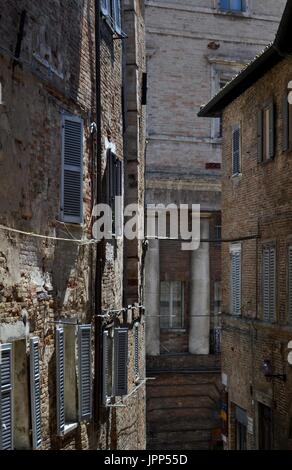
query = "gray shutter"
xmin=288 ymin=247 xmax=292 ymax=324
xmin=232 ymin=127 xmax=240 ymax=175
xmin=30 ymin=337 xmax=42 ymax=449
xmin=0 ymin=343 xmax=13 ymax=450
xmin=102 ymin=330 xmax=109 ymax=405
xmin=61 ymin=115 xmax=83 ymax=224
xmin=78 ymin=325 xmax=92 ymax=421
xmin=56 ymin=326 xmax=65 ymax=436
xmin=263 ymin=248 xmax=270 ymax=322
xmin=231 ymin=252 xmax=241 ymax=315
xmin=114 ymin=328 xmax=128 ymax=397
xmin=269 ymin=246 xmax=276 ymax=322
xmin=134 ymin=323 xmax=139 ymax=380
xmin=283 ymin=94 xmax=289 ymax=152
xmin=257 ymin=110 xmax=263 ymax=162
xmin=113 ymin=0 xmax=122 ymax=34
xmin=269 ymin=102 xmax=275 ymax=159
xmin=101 ymin=0 xmax=110 ymax=15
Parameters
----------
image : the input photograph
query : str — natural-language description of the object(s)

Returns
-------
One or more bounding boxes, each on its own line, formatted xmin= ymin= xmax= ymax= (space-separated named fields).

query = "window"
xmin=61 ymin=115 xmax=83 ymax=224
xmin=258 ymin=403 xmax=272 ymax=450
xmin=262 ymin=245 xmax=276 ymax=323
xmin=230 ymin=245 xmax=241 ymax=315
xmin=101 ymin=0 xmax=122 ymax=35
xmin=219 ymin=0 xmax=246 ymax=12
xmin=105 ymin=149 xmax=124 ymax=237
xmin=102 ymin=327 xmax=129 ymax=405
xmin=134 ymin=323 xmax=140 ymax=382
xmin=232 ymin=125 xmax=241 ymax=175
xmin=235 ymin=406 xmax=247 ymax=450
xmin=215 ymin=225 xmax=222 ymax=246
xmin=160 ymin=281 xmax=184 ymax=329
xmin=283 ymin=88 xmax=292 ymax=152
xmin=257 ymin=102 xmax=275 ymax=163
xmin=56 ymin=324 xmax=92 ymax=435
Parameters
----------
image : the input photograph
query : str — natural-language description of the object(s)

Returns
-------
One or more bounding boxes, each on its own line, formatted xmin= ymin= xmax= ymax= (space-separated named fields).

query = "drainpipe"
xmin=94 ymin=0 xmax=103 ymax=422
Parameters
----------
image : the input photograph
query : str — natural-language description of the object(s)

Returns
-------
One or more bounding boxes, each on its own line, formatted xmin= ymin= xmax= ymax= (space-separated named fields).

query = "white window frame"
xmin=160 ymin=280 xmax=185 ymax=330
xmin=100 ymin=0 xmax=122 ymax=35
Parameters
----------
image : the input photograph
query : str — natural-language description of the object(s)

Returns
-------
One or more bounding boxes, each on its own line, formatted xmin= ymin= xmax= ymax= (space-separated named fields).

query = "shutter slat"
xmin=283 ymin=94 xmax=289 ymax=152
xmin=102 ymin=331 xmax=109 ymax=405
xmin=30 ymin=337 xmax=42 ymax=449
xmin=78 ymin=325 xmax=92 ymax=421
xmin=257 ymin=110 xmax=263 ymax=162
xmin=263 ymin=248 xmax=270 ymax=322
xmin=269 ymin=102 xmax=275 ymax=159
xmin=62 ymin=116 xmax=83 ymax=223
xmin=231 ymin=251 xmax=241 ymax=315
xmin=288 ymin=247 xmax=292 ymax=323
xmin=114 ymin=328 xmax=128 ymax=397
xmin=232 ymin=127 xmax=240 ymax=175
xmin=134 ymin=323 xmax=139 ymax=380
xmin=0 ymin=343 xmax=13 ymax=450
xmin=56 ymin=327 xmax=65 ymax=436
xmin=269 ymin=247 xmax=276 ymax=321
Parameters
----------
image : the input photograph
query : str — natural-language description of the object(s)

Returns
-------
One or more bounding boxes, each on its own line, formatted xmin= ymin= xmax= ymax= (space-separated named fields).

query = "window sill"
xmin=231 ymin=172 xmax=242 ymax=179
xmin=160 ymin=328 xmax=186 ymax=333
xmin=258 ymin=158 xmax=274 ymax=166
xmin=214 ymin=10 xmax=251 ymax=19
xmin=63 ymin=422 xmax=78 ymax=435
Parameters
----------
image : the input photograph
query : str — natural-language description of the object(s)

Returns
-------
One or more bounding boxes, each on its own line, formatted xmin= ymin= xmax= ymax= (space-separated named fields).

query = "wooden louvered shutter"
xmin=232 ymin=127 xmax=240 ymax=175
xmin=114 ymin=328 xmax=128 ymax=397
xmin=30 ymin=338 xmax=42 ymax=449
xmin=61 ymin=115 xmax=83 ymax=224
xmin=56 ymin=326 xmax=65 ymax=436
xmin=102 ymin=331 xmax=109 ymax=405
xmin=78 ymin=325 xmax=92 ymax=421
xmin=269 ymin=246 xmax=276 ymax=322
xmin=0 ymin=343 xmax=13 ymax=450
xmin=263 ymin=248 xmax=270 ymax=322
xmin=268 ymin=102 xmax=275 ymax=159
xmin=283 ymin=94 xmax=289 ymax=152
xmin=257 ymin=110 xmax=263 ymax=163
xmin=231 ymin=252 xmax=241 ymax=315
xmin=113 ymin=0 xmax=122 ymax=34
xmin=101 ymin=0 xmax=110 ymax=16
xmin=134 ymin=323 xmax=139 ymax=380
xmin=289 ymin=247 xmax=292 ymax=323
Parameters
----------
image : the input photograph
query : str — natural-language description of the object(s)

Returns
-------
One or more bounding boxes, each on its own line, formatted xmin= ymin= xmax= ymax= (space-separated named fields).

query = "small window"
xmin=105 ymin=149 xmax=123 ymax=237
xmin=219 ymin=0 xmax=246 ymax=12
xmin=257 ymin=102 xmax=275 ymax=163
xmin=101 ymin=0 xmax=122 ymax=35
xmin=160 ymin=281 xmax=185 ymax=329
xmin=262 ymin=245 xmax=276 ymax=323
xmin=215 ymin=225 xmax=222 ymax=246
xmin=230 ymin=245 xmax=241 ymax=316
xmin=282 ymin=88 xmax=292 ymax=152
xmin=235 ymin=406 xmax=247 ymax=450
xmin=232 ymin=126 xmax=241 ymax=176
xmin=288 ymin=246 xmax=292 ymax=324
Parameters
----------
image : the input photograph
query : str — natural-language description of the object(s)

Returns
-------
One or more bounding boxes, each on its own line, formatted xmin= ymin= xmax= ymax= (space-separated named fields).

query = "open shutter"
xmin=0 ymin=343 xmax=13 ymax=450
xmin=269 ymin=246 xmax=276 ymax=322
xmin=113 ymin=0 xmax=122 ymax=34
xmin=30 ymin=338 xmax=42 ymax=449
xmin=134 ymin=323 xmax=139 ymax=380
xmin=257 ymin=110 xmax=263 ymax=162
xmin=283 ymin=94 xmax=289 ymax=152
xmin=268 ymin=102 xmax=275 ymax=159
xmin=102 ymin=331 xmax=109 ymax=405
xmin=263 ymin=248 xmax=270 ymax=322
xmin=288 ymin=247 xmax=292 ymax=323
xmin=56 ymin=327 xmax=65 ymax=436
xmin=78 ymin=325 xmax=92 ymax=421
xmin=101 ymin=0 xmax=110 ymax=16
xmin=232 ymin=127 xmax=240 ymax=175
xmin=61 ymin=115 xmax=83 ymax=224
xmin=114 ymin=328 xmax=128 ymax=397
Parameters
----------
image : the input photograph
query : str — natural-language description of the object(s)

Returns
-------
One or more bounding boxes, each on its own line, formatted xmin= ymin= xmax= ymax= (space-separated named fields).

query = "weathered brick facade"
xmin=0 ymin=0 xmax=146 ymax=450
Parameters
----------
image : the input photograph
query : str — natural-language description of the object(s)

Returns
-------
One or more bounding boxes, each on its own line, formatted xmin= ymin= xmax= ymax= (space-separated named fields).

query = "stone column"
xmin=145 ymin=239 xmax=160 ymax=356
xmin=189 ymin=218 xmax=210 ymax=355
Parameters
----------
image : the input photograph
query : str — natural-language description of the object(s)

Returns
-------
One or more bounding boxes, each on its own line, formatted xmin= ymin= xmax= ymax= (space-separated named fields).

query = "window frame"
xmin=100 ymin=0 xmax=122 ymax=35
xmin=159 ymin=280 xmax=185 ymax=330
xmin=217 ymin=0 xmax=247 ymax=14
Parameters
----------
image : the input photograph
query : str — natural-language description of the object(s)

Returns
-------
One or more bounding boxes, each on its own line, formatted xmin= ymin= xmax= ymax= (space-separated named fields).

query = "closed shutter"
xmin=102 ymin=331 xmax=109 ymax=405
xmin=283 ymin=94 xmax=289 ymax=152
xmin=30 ymin=338 xmax=42 ymax=449
xmin=0 ymin=343 xmax=13 ymax=450
xmin=231 ymin=252 xmax=241 ymax=315
xmin=257 ymin=110 xmax=263 ymax=162
xmin=232 ymin=127 xmax=240 ymax=175
xmin=134 ymin=323 xmax=139 ymax=380
xmin=101 ymin=0 xmax=110 ymax=16
xmin=268 ymin=102 xmax=275 ymax=159
xmin=61 ymin=115 xmax=83 ymax=224
xmin=113 ymin=0 xmax=122 ymax=34
xmin=288 ymin=246 xmax=292 ymax=323
xmin=219 ymin=0 xmax=229 ymax=9
xmin=56 ymin=326 xmax=65 ymax=436
xmin=78 ymin=325 xmax=92 ymax=421
xmin=114 ymin=328 xmax=128 ymax=397
xmin=269 ymin=246 xmax=276 ymax=321
xmin=263 ymin=248 xmax=270 ymax=322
